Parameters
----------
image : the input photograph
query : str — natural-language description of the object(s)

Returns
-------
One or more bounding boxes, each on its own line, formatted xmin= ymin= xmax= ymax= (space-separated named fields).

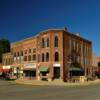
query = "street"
xmin=0 ymin=80 xmax=100 ymax=100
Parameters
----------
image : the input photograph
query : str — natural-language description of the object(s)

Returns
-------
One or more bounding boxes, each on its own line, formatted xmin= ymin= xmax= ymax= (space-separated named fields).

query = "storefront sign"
xmin=3 ymin=65 xmax=11 ymax=69
xmin=53 ymin=63 xmax=60 ymax=67
xmin=24 ymin=63 xmax=36 ymax=68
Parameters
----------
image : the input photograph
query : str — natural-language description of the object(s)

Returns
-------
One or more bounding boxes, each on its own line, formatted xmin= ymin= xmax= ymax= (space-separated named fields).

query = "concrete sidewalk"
xmin=15 ymin=79 xmax=100 ymax=86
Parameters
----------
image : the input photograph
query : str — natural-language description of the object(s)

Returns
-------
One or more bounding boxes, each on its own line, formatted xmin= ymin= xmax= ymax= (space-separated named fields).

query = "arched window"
xmin=42 ymin=38 xmax=45 ymax=48
xmin=55 ymin=52 xmax=59 ymax=62
xmin=47 ymin=38 xmax=49 ymax=47
xmin=24 ymin=56 xmax=27 ymax=61
xmin=42 ymin=53 xmax=45 ymax=62
xmin=46 ymin=52 xmax=49 ymax=62
xmin=28 ymin=55 xmax=31 ymax=61
xmin=54 ymin=36 xmax=58 ymax=47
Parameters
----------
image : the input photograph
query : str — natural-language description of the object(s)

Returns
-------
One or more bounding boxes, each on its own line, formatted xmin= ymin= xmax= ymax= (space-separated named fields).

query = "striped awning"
xmin=39 ymin=67 xmax=49 ymax=72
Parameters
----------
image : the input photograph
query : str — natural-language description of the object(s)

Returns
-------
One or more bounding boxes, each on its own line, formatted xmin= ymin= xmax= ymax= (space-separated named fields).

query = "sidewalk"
xmin=15 ymin=79 xmax=100 ymax=86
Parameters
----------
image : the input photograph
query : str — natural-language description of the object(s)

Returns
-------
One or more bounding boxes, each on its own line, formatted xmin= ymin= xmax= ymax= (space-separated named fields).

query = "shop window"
xmin=55 ymin=52 xmax=59 ymax=62
xmin=42 ymin=53 xmax=45 ymax=62
xmin=46 ymin=52 xmax=49 ymax=62
xmin=54 ymin=36 xmax=58 ymax=47
xmin=41 ymin=72 xmax=48 ymax=76
xmin=33 ymin=54 xmax=36 ymax=61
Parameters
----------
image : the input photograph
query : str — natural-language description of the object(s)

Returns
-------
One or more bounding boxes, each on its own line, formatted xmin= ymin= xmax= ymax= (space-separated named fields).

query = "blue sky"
xmin=0 ymin=0 xmax=100 ymax=56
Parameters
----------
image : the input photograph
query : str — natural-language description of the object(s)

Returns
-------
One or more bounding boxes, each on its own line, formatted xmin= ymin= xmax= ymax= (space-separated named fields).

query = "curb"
xmin=15 ymin=80 xmax=100 ymax=87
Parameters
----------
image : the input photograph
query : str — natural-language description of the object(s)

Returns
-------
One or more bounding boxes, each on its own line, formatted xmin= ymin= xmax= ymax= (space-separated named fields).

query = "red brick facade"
xmin=2 ymin=28 xmax=92 ymax=81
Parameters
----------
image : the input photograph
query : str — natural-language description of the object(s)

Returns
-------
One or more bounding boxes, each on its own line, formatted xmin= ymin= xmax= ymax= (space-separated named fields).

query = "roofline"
xmin=11 ymin=28 xmax=92 ymax=45
xmin=11 ymin=28 xmax=65 ymax=45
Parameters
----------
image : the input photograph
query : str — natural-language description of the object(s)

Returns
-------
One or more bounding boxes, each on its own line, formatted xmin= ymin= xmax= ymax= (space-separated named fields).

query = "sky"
xmin=0 ymin=0 xmax=100 ymax=56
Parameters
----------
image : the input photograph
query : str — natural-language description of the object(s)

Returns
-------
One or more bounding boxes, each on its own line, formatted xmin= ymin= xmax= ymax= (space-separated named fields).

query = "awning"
xmin=69 ymin=67 xmax=83 ymax=71
xmin=0 ymin=68 xmax=3 ymax=72
xmin=39 ymin=67 xmax=49 ymax=72
xmin=0 ymin=68 xmax=10 ymax=72
xmin=3 ymin=69 xmax=10 ymax=72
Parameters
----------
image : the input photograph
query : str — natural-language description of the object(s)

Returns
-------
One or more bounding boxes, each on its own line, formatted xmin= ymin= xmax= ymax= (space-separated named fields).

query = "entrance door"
xmin=54 ymin=67 xmax=60 ymax=79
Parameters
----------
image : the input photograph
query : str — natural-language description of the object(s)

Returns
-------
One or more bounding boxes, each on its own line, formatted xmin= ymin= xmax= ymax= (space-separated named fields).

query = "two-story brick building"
xmin=2 ymin=28 xmax=92 ymax=82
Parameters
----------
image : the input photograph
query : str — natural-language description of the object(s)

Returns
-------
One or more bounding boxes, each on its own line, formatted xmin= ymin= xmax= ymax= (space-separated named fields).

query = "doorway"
xmin=54 ymin=67 xmax=60 ymax=79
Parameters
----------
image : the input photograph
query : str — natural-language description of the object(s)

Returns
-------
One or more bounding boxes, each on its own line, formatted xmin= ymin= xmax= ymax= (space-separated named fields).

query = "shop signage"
xmin=24 ymin=63 xmax=36 ymax=68
xmin=53 ymin=63 xmax=60 ymax=67
xmin=3 ymin=65 xmax=11 ymax=69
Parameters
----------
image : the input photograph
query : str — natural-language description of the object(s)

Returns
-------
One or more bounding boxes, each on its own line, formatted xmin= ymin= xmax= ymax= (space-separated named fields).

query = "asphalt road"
xmin=0 ymin=80 xmax=100 ymax=100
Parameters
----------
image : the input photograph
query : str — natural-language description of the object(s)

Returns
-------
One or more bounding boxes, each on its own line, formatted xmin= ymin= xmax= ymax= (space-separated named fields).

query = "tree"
xmin=0 ymin=39 xmax=10 ymax=62
xmin=67 ymin=49 xmax=81 ymax=68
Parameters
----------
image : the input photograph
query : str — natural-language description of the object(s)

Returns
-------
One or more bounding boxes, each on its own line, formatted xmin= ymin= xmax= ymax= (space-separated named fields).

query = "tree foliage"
xmin=0 ymin=39 xmax=10 ymax=62
xmin=67 ymin=49 xmax=81 ymax=68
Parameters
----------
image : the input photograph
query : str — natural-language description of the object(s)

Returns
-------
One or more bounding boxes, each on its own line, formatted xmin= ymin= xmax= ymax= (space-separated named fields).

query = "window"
xmin=28 ymin=55 xmax=31 ymax=61
xmin=46 ymin=52 xmax=49 ymax=62
xmin=24 ymin=56 xmax=27 ymax=61
xmin=24 ymin=50 xmax=27 ymax=54
xmin=17 ymin=52 xmax=19 ymax=56
xmin=47 ymin=38 xmax=49 ymax=47
xmin=69 ymin=40 xmax=72 ymax=51
xmin=33 ymin=54 xmax=36 ymax=61
xmin=42 ymin=53 xmax=45 ymax=62
xmin=21 ymin=51 xmax=23 ymax=56
xmin=38 ymin=54 xmax=40 ymax=62
xmin=42 ymin=38 xmax=45 ymax=48
xmin=14 ymin=52 xmax=16 ymax=57
xmin=33 ymin=48 xmax=36 ymax=53
xmin=29 ymin=49 xmax=31 ymax=53
xmin=54 ymin=36 xmax=58 ymax=47
xmin=55 ymin=52 xmax=59 ymax=62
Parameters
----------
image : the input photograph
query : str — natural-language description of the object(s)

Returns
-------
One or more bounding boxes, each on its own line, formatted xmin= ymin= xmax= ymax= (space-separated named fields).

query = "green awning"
xmin=39 ymin=67 xmax=49 ymax=72
xmin=69 ymin=67 xmax=83 ymax=71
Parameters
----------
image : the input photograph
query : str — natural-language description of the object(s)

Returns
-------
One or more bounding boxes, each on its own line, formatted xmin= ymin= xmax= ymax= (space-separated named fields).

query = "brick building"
xmin=2 ymin=53 xmax=13 ymax=77
xmin=2 ymin=28 xmax=92 ymax=82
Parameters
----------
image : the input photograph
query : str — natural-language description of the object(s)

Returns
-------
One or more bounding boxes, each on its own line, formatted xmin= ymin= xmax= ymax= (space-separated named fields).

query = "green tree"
xmin=0 ymin=39 xmax=10 ymax=62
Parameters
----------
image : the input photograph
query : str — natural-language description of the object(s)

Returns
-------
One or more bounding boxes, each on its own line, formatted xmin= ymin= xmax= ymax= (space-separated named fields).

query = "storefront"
xmin=0 ymin=66 xmax=12 ymax=79
xmin=53 ymin=63 xmax=60 ymax=79
xmin=23 ymin=63 xmax=36 ymax=80
xmin=12 ymin=67 xmax=23 ymax=79
xmin=38 ymin=67 xmax=49 ymax=81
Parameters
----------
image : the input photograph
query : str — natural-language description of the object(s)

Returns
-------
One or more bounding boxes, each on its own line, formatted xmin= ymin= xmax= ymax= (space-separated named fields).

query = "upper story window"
xmin=42 ymin=38 xmax=45 ymax=48
xmin=33 ymin=48 xmax=36 ymax=53
xmin=21 ymin=51 xmax=23 ymax=56
xmin=42 ymin=53 xmax=45 ymax=62
xmin=38 ymin=54 xmax=40 ymax=62
xmin=24 ymin=56 xmax=27 ymax=61
xmin=33 ymin=54 xmax=36 ymax=61
xmin=29 ymin=49 xmax=31 ymax=53
xmin=55 ymin=52 xmax=59 ymax=62
xmin=17 ymin=52 xmax=19 ymax=57
xmin=54 ymin=36 xmax=58 ymax=47
xmin=24 ymin=50 xmax=27 ymax=54
xmin=46 ymin=52 xmax=49 ymax=62
xmin=14 ymin=52 xmax=16 ymax=57
xmin=47 ymin=38 xmax=49 ymax=47
xmin=28 ymin=55 xmax=31 ymax=61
